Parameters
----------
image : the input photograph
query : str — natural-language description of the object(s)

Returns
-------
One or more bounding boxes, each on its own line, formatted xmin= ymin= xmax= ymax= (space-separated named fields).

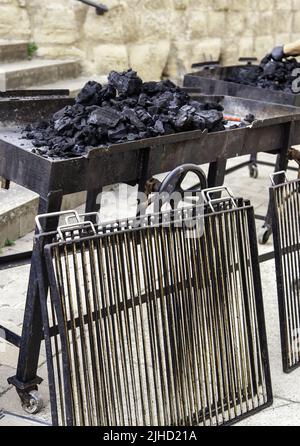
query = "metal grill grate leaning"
xmin=37 ymin=198 xmax=272 ymax=426
xmin=270 ymin=174 xmax=300 ymax=372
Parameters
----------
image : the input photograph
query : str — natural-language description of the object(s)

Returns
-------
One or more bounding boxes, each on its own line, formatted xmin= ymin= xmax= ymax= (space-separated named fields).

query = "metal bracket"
xmin=35 ymin=210 xmax=80 ymax=234
xmin=202 ymin=186 xmax=236 ymax=212
xmin=7 ymin=375 xmax=43 ymax=392
xmin=270 ymin=171 xmax=288 ymax=186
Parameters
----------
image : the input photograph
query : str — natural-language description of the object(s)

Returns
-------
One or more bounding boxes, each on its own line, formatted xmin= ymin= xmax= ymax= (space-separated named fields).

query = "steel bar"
xmin=0 ymin=251 xmax=32 ymax=271
xmin=0 ymin=325 xmax=21 ymax=348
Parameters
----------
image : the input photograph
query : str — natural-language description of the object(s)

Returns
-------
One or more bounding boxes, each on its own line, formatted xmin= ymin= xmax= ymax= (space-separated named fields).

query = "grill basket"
xmin=36 ymin=192 xmax=272 ymax=426
xmin=270 ymin=173 xmax=300 ymax=372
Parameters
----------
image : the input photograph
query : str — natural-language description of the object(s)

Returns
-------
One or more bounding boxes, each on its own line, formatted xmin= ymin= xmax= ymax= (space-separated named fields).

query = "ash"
xmin=24 ymin=69 xmax=225 ymax=159
xmin=225 ymin=55 xmax=300 ymax=93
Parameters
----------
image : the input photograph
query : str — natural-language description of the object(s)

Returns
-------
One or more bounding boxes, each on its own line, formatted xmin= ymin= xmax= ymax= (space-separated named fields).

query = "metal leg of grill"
xmin=208 ymin=159 xmax=227 ymax=188
xmin=8 ymin=190 xmax=64 ymax=414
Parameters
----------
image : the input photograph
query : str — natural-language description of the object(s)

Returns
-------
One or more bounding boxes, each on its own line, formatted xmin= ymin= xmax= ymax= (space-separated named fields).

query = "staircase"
xmin=0 ymin=40 xmax=107 ymax=249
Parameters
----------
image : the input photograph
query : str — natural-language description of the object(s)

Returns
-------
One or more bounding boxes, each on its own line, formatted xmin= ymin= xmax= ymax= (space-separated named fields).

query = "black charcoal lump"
xmin=25 ymin=69 xmax=225 ymax=159
xmin=225 ymin=54 xmax=300 ymax=93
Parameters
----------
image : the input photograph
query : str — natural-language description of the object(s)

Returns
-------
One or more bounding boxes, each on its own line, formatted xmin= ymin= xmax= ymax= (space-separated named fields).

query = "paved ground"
xmin=0 ymin=153 xmax=300 ymax=426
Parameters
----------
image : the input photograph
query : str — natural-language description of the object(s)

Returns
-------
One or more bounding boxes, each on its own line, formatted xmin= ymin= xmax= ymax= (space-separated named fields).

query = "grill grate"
xmin=38 ymin=198 xmax=272 ymax=426
xmin=270 ymin=175 xmax=300 ymax=372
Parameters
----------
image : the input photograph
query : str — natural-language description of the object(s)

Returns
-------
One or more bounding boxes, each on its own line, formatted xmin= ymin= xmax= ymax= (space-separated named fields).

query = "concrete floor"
xmin=0 ymin=153 xmax=300 ymax=426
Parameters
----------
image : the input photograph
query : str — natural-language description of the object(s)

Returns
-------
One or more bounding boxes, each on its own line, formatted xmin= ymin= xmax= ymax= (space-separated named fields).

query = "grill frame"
xmin=37 ymin=200 xmax=272 ymax=426
xmin=270 ymin=176 xmax=300 ymax=373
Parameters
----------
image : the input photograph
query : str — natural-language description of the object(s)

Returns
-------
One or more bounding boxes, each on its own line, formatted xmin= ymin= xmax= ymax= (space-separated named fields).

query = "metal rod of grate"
xmin=36 ymin=195 xmax=272 ymax=426
xmin=270 ymin=174 xmax=300 ymax=372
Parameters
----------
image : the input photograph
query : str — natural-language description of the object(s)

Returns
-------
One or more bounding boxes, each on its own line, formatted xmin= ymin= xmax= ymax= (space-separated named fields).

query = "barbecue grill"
xmin=183 ymin=64 xmax=300 ymax=106
xmin=0 ymin=90 xmax=300 ymax=414
xmin=184 ymin=62 xmax=300 ymax=243
xmin=34 ymin=190 xmax=272 ymax=426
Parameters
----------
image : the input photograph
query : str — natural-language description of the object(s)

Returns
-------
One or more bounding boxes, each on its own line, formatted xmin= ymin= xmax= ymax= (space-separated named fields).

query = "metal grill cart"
xmin=184 ymin=62 xmax=300 ymax=107
xmin=0 ymin=92 xmax=300 ymax=414
xmin=33 ymin=187 xmax=272 ymax=426
xmin=270 ymin=172 xmax=300 ymax=373
xmin=183 ymin=61 xmax=300 ymax=239
xmin=183 ymin=62 xmax=300 ymax=182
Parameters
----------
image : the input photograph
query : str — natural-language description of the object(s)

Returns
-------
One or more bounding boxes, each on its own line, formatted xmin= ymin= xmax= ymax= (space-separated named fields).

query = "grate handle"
xmin=65 ymin=212 xmax=101 ymax=226
xmin=57 ymin=221 xmax=97 ymax=240
xmin=35 ymin=210 xmax=80 ymax=233
xmin=202 ymin=186 xmax=236 ymax=212
xmin=270 ymin=171 xmax=288 ymax=186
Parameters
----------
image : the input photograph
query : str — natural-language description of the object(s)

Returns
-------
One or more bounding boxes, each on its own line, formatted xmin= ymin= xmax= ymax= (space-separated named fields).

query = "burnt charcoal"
xmin=76 ymin=81 xmax=103 ymax=106
xmin=88 ymin=107 xmax=122 ymax=128
xmin=173 ymin=105 xmax=196 ymax=131
xmin=153 ymin=120 xmax=165 ymax=135
xmin=198 ymin=110 xmax=224 ymax=130
xmin=108 ymin=123 xmax=128 ymax=143
xmin=108 ymin=69 xmax=143 ymax=96
xmin=142 ymin=81 xmax=161 ymax=96
xmin=122 ymin=108 xmax=146 ymax=131
xmin=245 ymin=113 xmax=255 ymax=123
xmin=100 ymin=84 xmax=117 ymax=101
xmin=24 ymin=69 xmax=232 ymax=159
xmin=225 ymin=54 xmax=300 ymax=93
xmin=54 ymin=117 xmax=73 ymax=134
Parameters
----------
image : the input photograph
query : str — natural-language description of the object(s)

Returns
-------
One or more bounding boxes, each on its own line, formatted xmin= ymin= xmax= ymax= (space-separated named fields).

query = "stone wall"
xmin=0 ymin=0 xmax=299 ymax=82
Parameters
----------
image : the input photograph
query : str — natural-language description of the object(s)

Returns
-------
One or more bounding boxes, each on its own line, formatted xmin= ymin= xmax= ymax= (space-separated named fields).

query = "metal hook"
xmin=35 ymin=210 xmax=80 ymax=234
xmin=270 ymin=171 xmax=288 ymax=186
xmin=202 ymin=186 xmax=236 ymax=212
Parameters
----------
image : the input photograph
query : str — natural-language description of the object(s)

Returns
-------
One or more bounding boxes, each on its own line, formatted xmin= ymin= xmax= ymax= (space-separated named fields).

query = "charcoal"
xmin=76 ymin=81 xmax=103 ymax=106
xmin=108 ymin=69 xmax=143 ymax=96
xmin=153 ymin=119 xmax=165 ymax=135
xmin=245 ymin=113 xmax=255 ymax=123
xmin=108 ymin=123 xmax=128 ymax=143
xmin=88 ymin=107 xmax=122 ymax=127
xmin=25 ymin=69 xmax=248 ymax=159
xmin=122 ymin=108 xmax=146 ymax=131
xmin=225 ymin=54 xmax=300 ymax=93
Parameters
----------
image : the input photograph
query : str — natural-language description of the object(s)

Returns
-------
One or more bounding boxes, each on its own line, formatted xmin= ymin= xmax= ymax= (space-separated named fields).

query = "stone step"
xmin=28 ymin=74 xmax=108 ymax=97
xmin=0 ymin=184 xmax=86 ymax=250
xmin=0 ymin=40 xmax=29 ymax=63
xmin=0 ymin=59 xmax=81 ymax=90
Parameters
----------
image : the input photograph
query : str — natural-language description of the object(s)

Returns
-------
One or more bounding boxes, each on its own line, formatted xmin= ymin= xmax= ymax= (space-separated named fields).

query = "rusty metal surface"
xmin=1 ymin=94 xmax=300 ymax=199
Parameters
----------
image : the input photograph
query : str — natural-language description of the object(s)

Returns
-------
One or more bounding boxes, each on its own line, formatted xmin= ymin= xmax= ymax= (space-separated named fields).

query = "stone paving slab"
xmin=0 ymin=411 xmax=49 ymax=426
